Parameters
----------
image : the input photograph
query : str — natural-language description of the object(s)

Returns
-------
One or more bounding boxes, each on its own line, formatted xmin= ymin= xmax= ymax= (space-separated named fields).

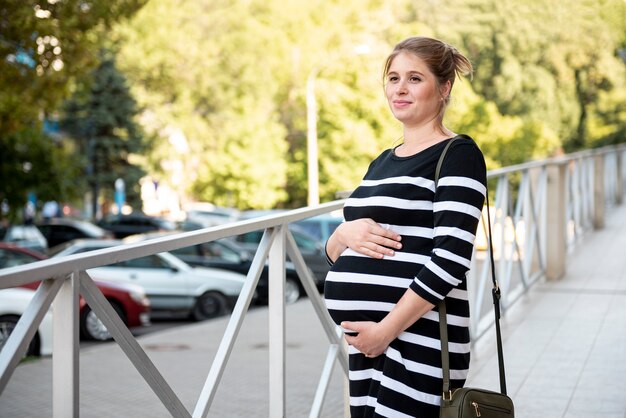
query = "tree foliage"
xmin=2 ymin=0 xmax=625 ymax=214
xmin=61 ymin=53 xmax=146 ymax=216
xmin=112 ymin=0 xmax=625 ymax=210
xmin=0 ymin=0 xmax=146 ymax=134
xmin=0 ymin=128 xmax=83 ymax=221
xmin=0 ymin=0 xmax=146 ymax=219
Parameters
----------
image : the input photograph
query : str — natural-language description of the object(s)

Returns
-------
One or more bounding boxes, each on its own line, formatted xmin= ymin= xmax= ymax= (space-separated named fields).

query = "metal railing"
xmin=468 ymin=143 xmax=626 ymax=338
xmin=0 ymin=143 xmax=624 ymax=416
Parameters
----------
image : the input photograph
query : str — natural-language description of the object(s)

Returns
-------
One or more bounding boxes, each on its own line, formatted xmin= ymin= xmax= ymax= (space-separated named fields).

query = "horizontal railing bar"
xmin=0 ymin=200 xmax=346 ymax=288
xmin=486 ymin=143 xmax=626 ymax=177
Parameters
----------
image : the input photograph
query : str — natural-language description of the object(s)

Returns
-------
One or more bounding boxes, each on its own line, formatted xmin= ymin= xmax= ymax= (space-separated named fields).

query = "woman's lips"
xmin=393 ymin=100 xmax=412 ymax=108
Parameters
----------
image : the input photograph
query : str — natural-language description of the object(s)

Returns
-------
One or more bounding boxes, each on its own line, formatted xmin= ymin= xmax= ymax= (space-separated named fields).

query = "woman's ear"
xmin=440 ymin=80 xmax=452 ymax=100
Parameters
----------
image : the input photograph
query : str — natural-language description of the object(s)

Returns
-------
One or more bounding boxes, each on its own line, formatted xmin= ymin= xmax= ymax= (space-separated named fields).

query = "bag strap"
xmin=435 ymin=138 xmax=508 ymax=402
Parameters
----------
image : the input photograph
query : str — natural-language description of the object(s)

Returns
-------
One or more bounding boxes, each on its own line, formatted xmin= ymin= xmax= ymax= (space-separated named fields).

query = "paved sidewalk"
xmin=0 ymin=300 xmax=346 ymax=417
xmin=2 ymin=205 xmax=626 ymax=417
xmin=468 ymin=204 xmax=626 ymax=417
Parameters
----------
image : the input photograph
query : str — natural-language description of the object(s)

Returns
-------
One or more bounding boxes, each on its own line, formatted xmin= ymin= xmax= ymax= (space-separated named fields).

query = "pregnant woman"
xmin=324 ymin=36 xmax=487 ymax=417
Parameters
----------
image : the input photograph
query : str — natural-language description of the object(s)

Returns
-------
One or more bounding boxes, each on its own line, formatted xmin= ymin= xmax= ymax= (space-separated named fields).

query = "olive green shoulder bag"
xmin=435 ymin=138 xmax=515 ymax=418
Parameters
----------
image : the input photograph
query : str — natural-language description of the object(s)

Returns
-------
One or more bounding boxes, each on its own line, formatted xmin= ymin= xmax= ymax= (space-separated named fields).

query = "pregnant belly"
xmin=323 ymin=267 xmax=411 ymax=327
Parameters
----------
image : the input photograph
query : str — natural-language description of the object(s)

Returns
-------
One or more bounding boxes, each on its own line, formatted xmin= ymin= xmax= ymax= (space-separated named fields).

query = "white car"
xmin=49 ymin=240 xmax=247 ymax=320
xmin=0 ymin=287 xmax=53 ymax=356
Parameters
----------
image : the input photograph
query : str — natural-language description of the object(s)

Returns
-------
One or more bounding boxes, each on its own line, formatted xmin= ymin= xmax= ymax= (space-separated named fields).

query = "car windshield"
xmin=47 ymin=241 xmax=81 ymax=257
xmin=5 ymin=226 xmax=40 ymax=241
xmin=73 ymin=220 xmax=107 ymax=236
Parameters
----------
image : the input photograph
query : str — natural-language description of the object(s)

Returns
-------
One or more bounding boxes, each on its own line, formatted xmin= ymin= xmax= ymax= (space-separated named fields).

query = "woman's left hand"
xmin=341 ymin=320 xmax=394 ymax=358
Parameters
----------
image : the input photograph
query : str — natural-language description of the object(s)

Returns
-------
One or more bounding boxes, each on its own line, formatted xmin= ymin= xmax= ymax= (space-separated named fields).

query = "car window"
xmin=71 ymin=221 xmax=105 ymax=236
xmin=293 ymin=223 xmax=321 ymax=241
xmin=206 ymin=242 xmax=240 ymax=262
xmin=0 ymin=249 xmax=39 ymax=268
xmin=327 ymin=220 xmax=342 ymax=237
xmin=292 ymin=232 xmax=318 ymax=250
xmin=122 ymin=255 xmax=170 ymax=269
xmin=171 ymin=245 xmax=198 ymax=257
xmin=236 ymin=231 xmax=263 ymax=245
xmin=37 ymin=225 xmax=52 ymax=236
xmin=7 ymin=226 xmax=39 ymax=240
xmin=47 ymin=241 xmax=79 ymax=257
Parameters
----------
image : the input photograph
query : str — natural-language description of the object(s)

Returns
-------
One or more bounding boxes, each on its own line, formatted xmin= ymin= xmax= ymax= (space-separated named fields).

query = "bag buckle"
xmin=442 ymin=390 xmax=453 ymax=401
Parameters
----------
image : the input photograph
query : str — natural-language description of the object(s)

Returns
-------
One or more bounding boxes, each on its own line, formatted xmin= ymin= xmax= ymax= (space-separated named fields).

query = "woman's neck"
xmin=397 ymin=124 xmax=454 ymax=156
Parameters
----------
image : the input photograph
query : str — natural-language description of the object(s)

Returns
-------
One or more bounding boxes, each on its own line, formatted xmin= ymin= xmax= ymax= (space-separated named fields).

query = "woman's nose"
xmin=396 ymin=79 xmax=408 ymax=94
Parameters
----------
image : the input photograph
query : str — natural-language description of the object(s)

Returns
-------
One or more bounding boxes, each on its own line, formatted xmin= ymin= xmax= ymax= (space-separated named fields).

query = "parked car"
xmin=37 ymin=218 xmax=112 ymax=248
xmin=232 ymin=210 xmax=330 ymax=288
xmin=0 ymin=287 xmax=53 ymax=356
xmin=293 ymin=212 xmax=344 ymax=243
xmin=97 ymin=214 xmax=176 ymax=239
xmin=0 ymin=224 xmax=48 ymax=253
xmin=48 ymin=239 xmax=247 ymax=320
xmin=183 ymin=203 xmax=240 ymax=227
xmin=0 ymin=243 xmax=151 ymax=341
xmin=125 ymin=232 xmax=307 ymax=304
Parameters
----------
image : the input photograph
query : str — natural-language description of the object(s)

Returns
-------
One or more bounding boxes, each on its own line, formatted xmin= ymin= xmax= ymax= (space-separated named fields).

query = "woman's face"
xmin=385 ymin=51 xmax=445 ymax=128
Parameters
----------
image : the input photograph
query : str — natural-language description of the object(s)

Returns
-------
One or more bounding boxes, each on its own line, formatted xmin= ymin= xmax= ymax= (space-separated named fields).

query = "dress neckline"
xmin=390 ymin=136 xmax=458 ymax=160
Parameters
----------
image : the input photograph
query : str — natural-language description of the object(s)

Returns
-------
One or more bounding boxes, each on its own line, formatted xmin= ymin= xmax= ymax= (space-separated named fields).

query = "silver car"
xmin=49 ymin=239 xmax=248 ymax=320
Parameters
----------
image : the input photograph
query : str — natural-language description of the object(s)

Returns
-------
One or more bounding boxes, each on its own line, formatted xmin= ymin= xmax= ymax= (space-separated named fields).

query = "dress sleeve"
xmin=409 ymin=141 xmax=487 ymax=304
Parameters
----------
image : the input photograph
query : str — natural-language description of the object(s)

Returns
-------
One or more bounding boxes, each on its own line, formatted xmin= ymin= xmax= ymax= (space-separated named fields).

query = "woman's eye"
xmin=410 ymin=76 xmax=421 ymax=82
xmin=388 ymin=76 xmax=398 ymax=82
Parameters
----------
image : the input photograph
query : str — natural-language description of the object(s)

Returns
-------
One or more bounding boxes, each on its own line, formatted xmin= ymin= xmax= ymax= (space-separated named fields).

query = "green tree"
xmin=0 ymin=0 xmax=147 ymax=219
xmin=0 ymin=128 xmax=83 ymax=222
xmin=439 ymin=0 xmax=625 ymax=151
xmin=111 ymin=0 xmax=626 ymax=211
xmin=61 ymin=52 xmax=145 ymax=217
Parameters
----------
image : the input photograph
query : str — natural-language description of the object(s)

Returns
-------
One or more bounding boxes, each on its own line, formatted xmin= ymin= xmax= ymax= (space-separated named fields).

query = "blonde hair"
xmin=383 ymin=36 xmax=473 ymax=132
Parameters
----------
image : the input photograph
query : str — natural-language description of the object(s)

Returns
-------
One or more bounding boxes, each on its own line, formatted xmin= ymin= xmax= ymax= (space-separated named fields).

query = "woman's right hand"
xmin=328 ymin=218 xmax=402 ymax=261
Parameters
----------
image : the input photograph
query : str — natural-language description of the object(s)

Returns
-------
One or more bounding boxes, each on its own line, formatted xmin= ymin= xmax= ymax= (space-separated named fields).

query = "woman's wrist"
xmin=324 ymin=241 xmax=335 ymax=266
xmin=325 ymin=230 xmax=347 ymax=263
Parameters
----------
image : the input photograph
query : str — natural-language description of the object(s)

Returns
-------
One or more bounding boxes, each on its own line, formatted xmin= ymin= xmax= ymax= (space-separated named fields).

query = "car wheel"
xmin=80 ymin=302 xmax=126 ymax=341
xmin=192 ymin=291 xmax=229 ymax=321
xmin=285 ymin=277 xmax=301 ymax=305
xmin=0 ymin=315 xmax=40 ymax=357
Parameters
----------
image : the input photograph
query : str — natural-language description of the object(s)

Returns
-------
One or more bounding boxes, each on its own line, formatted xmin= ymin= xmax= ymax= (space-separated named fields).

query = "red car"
xmin=0 ymin=243 xmax=151 ymax=341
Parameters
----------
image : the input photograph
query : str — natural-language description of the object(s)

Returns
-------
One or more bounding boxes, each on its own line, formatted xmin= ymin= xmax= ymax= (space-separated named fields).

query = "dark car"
xmin=231 ymin=219 xmax=330 ymax=288
xmin=0 ymin=243 xmax=151 ymax=341
xmin=125 ymin=232 xmax=306 ymax=304
xmin=97 ymin=214 xmax=176 ymax=239
xmin=37 ymin=218 xmax=112 ymax=248
xmin=293 ymin=212 xmax=344 ymax=243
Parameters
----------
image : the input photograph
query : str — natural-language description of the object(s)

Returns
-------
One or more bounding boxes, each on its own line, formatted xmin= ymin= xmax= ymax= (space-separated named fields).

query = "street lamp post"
xmin=306 ymin=67 xmax=321 ymax=207
xmin=305 ymin=44 xmax=371 ymax=207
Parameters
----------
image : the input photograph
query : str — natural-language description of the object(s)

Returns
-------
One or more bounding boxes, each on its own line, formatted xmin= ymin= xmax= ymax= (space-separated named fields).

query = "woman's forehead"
xmin=387 ymin=51 xmax=430 ymax=74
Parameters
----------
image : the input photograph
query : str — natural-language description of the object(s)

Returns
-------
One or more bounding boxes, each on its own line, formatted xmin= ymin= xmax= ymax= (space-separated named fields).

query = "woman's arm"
xmin=325 ymin=218 xmax=403 ymax=263
xmin=342 ymin=289 xmax=434 ymax=357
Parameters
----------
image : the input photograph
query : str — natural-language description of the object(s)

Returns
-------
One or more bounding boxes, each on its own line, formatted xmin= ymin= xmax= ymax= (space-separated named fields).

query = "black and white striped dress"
xmin=324 ymin=135 xmax=487 ymax=418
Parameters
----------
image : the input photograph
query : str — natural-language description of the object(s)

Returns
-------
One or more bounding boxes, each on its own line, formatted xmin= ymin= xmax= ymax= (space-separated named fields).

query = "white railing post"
xmin=593 ymin=154 xmax=605 ymax=229
xmin=0 ymin=278 xmax=63 ymax=395
xmin=53 ymin=271 xmax=80 ymax=418
xmin=268 ymin=226 xmax=286 ymax=417
xmin=546 ymin=162 xmax=567 ymax=280
xmin=616 ymin=149 xmax=623 ymax=205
